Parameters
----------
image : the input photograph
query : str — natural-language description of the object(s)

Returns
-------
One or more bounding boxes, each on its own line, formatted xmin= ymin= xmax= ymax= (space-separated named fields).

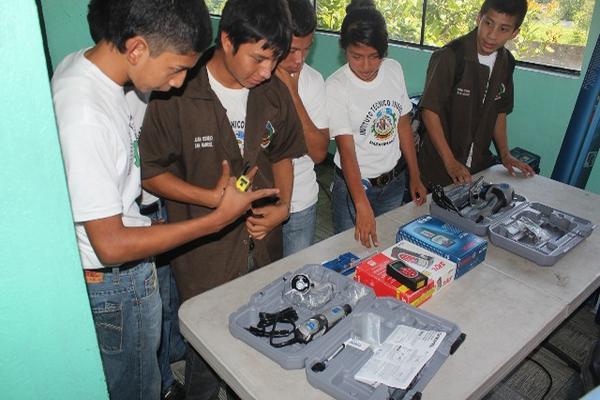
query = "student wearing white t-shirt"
xmin=326 ymin=0 xmax=426 ymax=248
xmin=275 ymin=0 xmax=330 ymax=256
xmin=51 ymin=2 xmax=278 ymax=399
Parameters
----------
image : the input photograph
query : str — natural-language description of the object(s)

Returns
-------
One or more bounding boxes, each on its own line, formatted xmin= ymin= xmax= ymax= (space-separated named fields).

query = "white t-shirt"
xmin=326 ymin=58 xmax=412 ymax=178
xmin=125 ymin=89 xmax=159 ymax=207
xmin=290 ymin=64 xmax=328 ymax=213
xmin=478 ymin=50 xmax=498 ymax=107
xmin=465 ymin=51 xmax=499 ymax=168
xmin=207 ymin=67 xmax=249 ymax=156
xmin=52 ymin=49 xmax=150 ymax=269
xmin=478 ymin=51 xmax=498 ymax=78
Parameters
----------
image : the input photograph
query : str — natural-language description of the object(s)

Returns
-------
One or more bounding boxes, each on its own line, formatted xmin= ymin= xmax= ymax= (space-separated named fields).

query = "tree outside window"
xmin=206 ymin=0 xmax=595 ymax=72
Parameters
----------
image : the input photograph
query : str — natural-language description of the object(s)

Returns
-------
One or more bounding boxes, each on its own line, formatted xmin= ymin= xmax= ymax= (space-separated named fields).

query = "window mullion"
xmin=420 ymin=0 xmax=427 ymax=46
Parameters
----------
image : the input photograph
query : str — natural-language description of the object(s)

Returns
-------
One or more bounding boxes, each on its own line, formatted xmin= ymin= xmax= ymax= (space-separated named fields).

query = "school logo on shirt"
xmin=128 ymin=114 xmax=140 ymax=173
xmin=231 ymin=120 xmax=245 ymax=155
xmin=494 ymin=83 xmax=506 ymax=101
xmin=261 ymin=120 xmax=275 ymax=149
xmin=360 ymin=99 xmax=403 ymax=147
xmin=133 ymin=140 xmax=140 ymax=168
xmin=371 ymin=107 xmax=397 ymax=141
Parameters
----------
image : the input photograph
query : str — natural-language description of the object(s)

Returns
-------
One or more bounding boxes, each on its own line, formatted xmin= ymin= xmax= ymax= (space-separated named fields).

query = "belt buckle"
xmin=376 ymin=173 xmax=391 ymax=186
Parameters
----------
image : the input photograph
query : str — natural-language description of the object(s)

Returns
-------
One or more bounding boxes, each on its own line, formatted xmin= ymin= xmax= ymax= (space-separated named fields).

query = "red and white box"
xmin=380 ymin=240 xmax=457 ymax=294
xmin=354 ymin=252 xmax=435 ymax=307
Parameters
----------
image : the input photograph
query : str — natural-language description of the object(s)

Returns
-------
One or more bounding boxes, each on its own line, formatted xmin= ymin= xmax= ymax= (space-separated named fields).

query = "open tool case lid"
xmin=430 ymin=181 xmax=595 ymax=266
xmin=229 ymin=264 xmax=465 ymax=400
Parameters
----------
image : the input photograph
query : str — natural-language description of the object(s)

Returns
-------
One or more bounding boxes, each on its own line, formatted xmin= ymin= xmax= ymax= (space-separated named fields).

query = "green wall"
xmin=0 ymin=1 xmax=108 ymax=399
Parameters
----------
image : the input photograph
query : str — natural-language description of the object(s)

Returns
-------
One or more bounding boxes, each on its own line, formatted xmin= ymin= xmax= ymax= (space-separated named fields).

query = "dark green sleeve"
xmin=495 ymin=52 xmax=514 ymax=114
xmin=139 ymin=95 xmax=182 ymax=180
xmin=420 ymin=47 xmax=457 ymax=116
xmin=266 ymin=79 xmax=307 ymax=163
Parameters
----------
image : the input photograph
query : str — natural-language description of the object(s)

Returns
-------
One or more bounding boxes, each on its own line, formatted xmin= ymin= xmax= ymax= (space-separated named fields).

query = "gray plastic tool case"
xmin=430 ymin=184 xmax=595 ymax=266
xmin=229 ymin=264 xmax=465 ymax=400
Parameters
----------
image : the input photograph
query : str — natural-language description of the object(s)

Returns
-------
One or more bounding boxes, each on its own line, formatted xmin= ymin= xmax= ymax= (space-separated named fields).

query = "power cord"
xmin=245 ymin=307 xmax=299 ymax=348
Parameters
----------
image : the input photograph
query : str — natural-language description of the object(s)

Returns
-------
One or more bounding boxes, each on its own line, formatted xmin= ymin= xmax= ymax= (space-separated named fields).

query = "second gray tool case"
xmin=430 ymin=180 xmax=595 ymax=266
xmin=229 ymin=264 xmax=465 ymax=400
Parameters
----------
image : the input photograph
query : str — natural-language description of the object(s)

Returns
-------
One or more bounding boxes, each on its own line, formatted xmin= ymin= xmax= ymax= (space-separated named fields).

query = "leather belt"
xmin=335 ymin=158 xmax=406 ymax=188
xmin=91 ymin=258 xmax=152 ymax=274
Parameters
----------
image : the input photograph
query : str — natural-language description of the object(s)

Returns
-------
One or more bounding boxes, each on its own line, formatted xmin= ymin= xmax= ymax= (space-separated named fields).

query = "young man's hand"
xmin=501 ymin=154 xmax=535 ymax=177
xmin=355 ymin=201 xmax=379 ymax=248
xmin=205 ymin=160 xmax=231 ymax=208
xmin=445 ymin=158 xmax=472 ymax=184
xmin=275 ymin=66 xmax=300 ymax=94
xmin=214 ymin=177 xmax=279 ymax=228
xmin=409 ymin=174 xmax=427 ymax=206
xmin=245 ymin=201 xmax=290 ymax=240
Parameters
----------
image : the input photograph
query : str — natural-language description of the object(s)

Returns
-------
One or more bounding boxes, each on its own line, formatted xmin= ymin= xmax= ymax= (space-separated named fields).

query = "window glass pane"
xmin=511 ymin=0 xmax=594 ymax=70
xmin=206 ymin=0 xmax=226 ymax=15
xmin=424 ymin=0 xmax=594 ymax=71
xmin=317 ymin=0 xmax=424 ymax=43
xmin=423 ymin=0 xmax=479 ymax=46
xmin=377 ymin=0 xmax=424 ymax=43
xmin=317 ymin=0 xmax=351 ymax=32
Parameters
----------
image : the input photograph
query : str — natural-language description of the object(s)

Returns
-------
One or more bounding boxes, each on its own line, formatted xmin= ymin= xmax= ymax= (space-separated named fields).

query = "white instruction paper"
xmin=354 ymin=325 xmax=446 ymax=389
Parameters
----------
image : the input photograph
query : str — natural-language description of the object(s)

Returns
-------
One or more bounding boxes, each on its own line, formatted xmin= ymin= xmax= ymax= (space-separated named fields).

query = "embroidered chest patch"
xmin=494 ymin=83 xmax=506 ymax=101
xmin=261 ymin=121 xmax=275 ymax=149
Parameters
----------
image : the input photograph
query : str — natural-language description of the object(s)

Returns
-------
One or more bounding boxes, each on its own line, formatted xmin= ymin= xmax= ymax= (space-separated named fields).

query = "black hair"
xmin=87 ymin=0 xmax=212 ymax=55
xmin=286 ymin=0 xmax=317 ymax=37
xmin=340 ymin=0 xmax=388 ymax=58
xmin=215 ymin=0 xmax=292 ymax=61
xmin=479 ymin=0 xmax=528 ymax=30
xmin=87 ymin=0 xmax=109 ymax=43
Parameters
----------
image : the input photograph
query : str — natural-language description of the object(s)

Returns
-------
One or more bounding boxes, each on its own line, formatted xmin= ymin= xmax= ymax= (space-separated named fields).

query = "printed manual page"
xmin=354 ymin=325 xmax=446 ymax=389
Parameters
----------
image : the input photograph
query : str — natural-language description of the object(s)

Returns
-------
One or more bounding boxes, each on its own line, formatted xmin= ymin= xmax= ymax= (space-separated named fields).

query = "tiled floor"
xmin=484 ymin=302 xmax=599 ymax=399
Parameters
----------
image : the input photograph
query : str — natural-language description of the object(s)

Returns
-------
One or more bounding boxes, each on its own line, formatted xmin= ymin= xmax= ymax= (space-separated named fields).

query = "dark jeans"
xmin=157 ymin=264 xmax=187 ymax=391
xmin=184 ymin=345 xmax=221 ymax=400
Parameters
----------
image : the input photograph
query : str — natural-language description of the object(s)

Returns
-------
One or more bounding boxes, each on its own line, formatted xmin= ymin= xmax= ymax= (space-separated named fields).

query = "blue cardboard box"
xmin=396 ymin=215 xmax=487 ymax=278
xmin=322 ymin=252 xmax=360 ymax=276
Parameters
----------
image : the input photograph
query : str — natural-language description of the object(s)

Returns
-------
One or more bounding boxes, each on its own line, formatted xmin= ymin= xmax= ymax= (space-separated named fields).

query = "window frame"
xmin=208 ymin=0 xmax=585 ymax=77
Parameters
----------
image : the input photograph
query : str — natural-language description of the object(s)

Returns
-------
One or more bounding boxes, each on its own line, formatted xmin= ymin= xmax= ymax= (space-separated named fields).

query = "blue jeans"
xmin=86 ymin=261 xmax=162 ymax=400
xmin=142 ymin=202 xmax=187 ymax=394
xmin=331 ymin=168 xmax=407 ymax=234
xmin=282 ymin=203 xmax=317 ymax=257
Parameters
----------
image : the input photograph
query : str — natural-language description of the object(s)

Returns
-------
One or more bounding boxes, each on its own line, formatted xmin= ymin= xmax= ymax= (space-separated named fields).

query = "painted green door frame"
xmin=0 ymin=1 xmax=108 ymax=399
